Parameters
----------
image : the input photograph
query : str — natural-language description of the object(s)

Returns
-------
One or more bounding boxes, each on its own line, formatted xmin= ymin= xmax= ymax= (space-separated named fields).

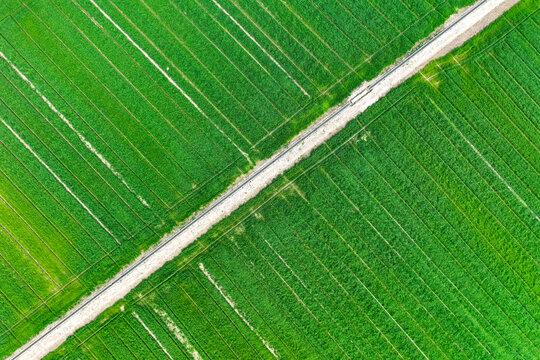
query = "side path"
xmin=9 ymin=0 xmax=519 ymax=358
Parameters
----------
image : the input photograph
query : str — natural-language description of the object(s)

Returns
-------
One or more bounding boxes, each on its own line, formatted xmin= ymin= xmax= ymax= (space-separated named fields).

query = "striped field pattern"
xmin=43 ymin=2 xmax=538 ymax=359
xmin=0 ymin=0 xmax=480 ymax=356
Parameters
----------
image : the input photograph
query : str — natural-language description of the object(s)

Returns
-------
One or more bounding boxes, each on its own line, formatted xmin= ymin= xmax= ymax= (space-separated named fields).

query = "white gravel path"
xmin=8 ymin=0 xmax=518 ymax=358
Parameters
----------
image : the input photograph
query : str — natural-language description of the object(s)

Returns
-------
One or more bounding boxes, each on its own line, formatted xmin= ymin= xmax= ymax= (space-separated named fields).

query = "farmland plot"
xmin=0 ymin=0 xmax=480 ymax=355
xmin=45 ymin=2 xmax=539 ymax=359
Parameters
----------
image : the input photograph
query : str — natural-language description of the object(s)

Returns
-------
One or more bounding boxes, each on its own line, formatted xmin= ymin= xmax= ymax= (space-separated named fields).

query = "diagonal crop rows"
xmin=0 ymin=0 xmax=478 ymax=356
xmin=44 ymin=3 xmax=538 ymax=359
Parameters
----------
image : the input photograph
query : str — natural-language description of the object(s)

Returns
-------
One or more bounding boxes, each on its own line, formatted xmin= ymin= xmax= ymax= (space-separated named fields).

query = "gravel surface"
xmin=9 ymin=0 xmax=519 ymax=358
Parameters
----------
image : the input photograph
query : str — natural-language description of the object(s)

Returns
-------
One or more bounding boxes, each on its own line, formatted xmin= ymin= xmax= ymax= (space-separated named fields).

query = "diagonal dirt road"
xmin=8 ymin=0 xmax=519 ymax=358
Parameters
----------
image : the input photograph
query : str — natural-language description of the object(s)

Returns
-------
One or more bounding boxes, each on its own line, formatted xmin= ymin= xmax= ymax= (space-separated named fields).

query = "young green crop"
xmin=42 ymin=3 xmax=538 ymax=358
xmin=0 ymin=0 xmax=481 ymax=356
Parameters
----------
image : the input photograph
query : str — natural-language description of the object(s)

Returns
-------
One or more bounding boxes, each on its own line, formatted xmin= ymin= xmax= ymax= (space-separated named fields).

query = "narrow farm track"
xmin=8 ymin=0 xmax=520 ymax=358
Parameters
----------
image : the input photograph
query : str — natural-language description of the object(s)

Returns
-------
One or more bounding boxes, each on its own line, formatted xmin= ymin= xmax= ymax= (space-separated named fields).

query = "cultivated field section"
xmin=37 ymin=1 xmax=539 ymax=359
xmin=0 ymin=0 xmax=480 ymax=356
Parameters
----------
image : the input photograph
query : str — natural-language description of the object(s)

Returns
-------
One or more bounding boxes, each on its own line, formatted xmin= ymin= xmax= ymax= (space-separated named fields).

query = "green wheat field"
xmin=0 ymin=0 xmax=537 ymax=358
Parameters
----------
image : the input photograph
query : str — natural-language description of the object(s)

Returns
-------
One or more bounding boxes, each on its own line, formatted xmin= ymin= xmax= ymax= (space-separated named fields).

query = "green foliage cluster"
xmin=44 ymin=2 xmax=539 ymax=358
xmin=0 ymin=0 xmax=486 ymax=356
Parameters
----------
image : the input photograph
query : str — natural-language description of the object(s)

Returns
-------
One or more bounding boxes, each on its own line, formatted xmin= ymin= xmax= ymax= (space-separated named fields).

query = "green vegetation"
xmin=0 ymin=0 xmax=479 ymax=355
xmin=41 ymin=2 xmax=539 ymax=359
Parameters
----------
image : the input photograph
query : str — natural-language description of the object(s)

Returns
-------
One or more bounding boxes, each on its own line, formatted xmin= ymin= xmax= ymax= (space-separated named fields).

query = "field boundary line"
xmin=249 ymin=0 xmax=456 ymax=149
xmin=278 ymin=0 xmax=353 ymax=70
xmin=18 ymin=4 xmax=188 ymax=199
xmin=254 ymin=0 xmax=337 ymax=80
xmin=0 ymin=48 xmax=151 ymax=209
xmin=100 ymin=0 xmax=266 ymax=144
xmin=0 ymin=68 xmax=144 ymax=237
xmin=192 ymin=0 xmax=293 ymax=120
xmin=1 ymin=119 xmax=118 ymax=243
xmin=8 ymin=0 xmax=519 ymax=358
xmin=211 ymin=0 xmax=309 ymax=98
xmin=133 ymin=0 xmax=272 ymax=147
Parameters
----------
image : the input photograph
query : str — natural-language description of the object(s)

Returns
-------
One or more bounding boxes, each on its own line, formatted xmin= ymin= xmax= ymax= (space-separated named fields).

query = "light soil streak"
xmin=132 ymin=312 xmax=174 ymax=360
xmin=448 ymin=119 xmax=540 ymax=222
xmin=87 ymin=0 xmax=251 ymax=161
xmin=154 ymin=308 xmax=203 ymax=360
xmin=1 ymin=118 xmax=117 ymax=242
xmin=8 ymin=1 xmax=519 ymax=358
xmin=199 ymin=262 xmax=279 ymax=358
xmin=0 ymin=50 xmax=150 ymax=208
xmin=211 ymin=0 xmax=309 ymax=97
xmin=87 ymin=0 xmax=204 ymax=117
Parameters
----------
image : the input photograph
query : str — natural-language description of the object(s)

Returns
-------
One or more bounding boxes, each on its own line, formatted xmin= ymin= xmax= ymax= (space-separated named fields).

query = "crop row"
xmin=46 ymin=8 xmax=539 ymax=358
xmin=0 ymin=0 xmax=488 ymax=356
